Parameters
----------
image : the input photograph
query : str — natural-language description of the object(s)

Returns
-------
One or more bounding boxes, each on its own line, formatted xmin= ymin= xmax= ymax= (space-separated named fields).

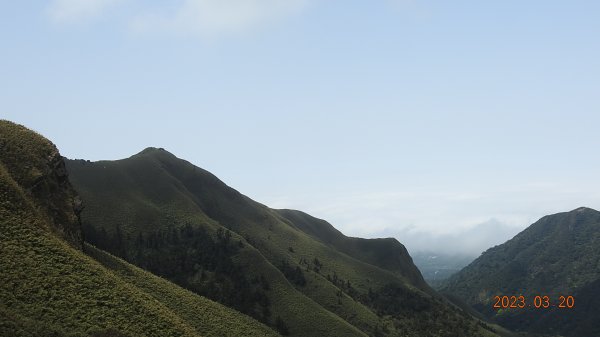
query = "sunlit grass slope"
xmin=85 ymin=244 xmax=278 ymax=337
xmin=0 ymin=120 xmax=278 ymax=337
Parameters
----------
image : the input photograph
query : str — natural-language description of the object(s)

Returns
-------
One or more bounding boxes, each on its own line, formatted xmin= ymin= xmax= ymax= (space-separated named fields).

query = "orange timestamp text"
xmin=493 ymin=295 xmax=574 ymax=309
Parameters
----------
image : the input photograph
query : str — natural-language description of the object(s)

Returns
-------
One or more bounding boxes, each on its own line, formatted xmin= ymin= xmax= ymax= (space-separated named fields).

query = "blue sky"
xmin=2 ymin=0 xmax=600 ymax=255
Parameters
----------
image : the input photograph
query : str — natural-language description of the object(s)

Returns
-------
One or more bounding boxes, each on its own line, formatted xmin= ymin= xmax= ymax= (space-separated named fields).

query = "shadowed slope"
xmin=441 ymin=207 xmax=600 ymax=337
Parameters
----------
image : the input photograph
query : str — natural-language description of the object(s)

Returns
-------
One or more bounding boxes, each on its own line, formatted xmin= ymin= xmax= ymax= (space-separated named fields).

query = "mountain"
xmin=411 ymin=252 xmax=475 ymax=288
xmin=65 ymin=147 xmax=499 ymax=337
xmin=274 ymin=209 xmax=429 ymax=292
xmin=441 ymin=207 xmax=600 ymax=337
xmin=0 ymin=120 xmax=278 ymax=337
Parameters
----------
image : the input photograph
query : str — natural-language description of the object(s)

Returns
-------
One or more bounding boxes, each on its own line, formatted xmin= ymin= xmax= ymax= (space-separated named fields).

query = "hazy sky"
xmin=2 ymin=1 xmax=600 ymax=255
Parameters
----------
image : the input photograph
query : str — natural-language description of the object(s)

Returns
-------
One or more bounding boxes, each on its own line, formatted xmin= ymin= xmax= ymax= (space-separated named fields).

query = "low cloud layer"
xmin=266 ymin=181 xmax=599 ymax=257
xmin=387 ymin=219 xmax=523 ymax=257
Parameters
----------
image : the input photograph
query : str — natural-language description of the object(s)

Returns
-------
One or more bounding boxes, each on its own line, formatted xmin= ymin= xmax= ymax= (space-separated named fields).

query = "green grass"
xmin=275 ymin=209 xmax=429 ymax=291
xmin=85 ymin=244 xmax=278 ymax=337
xmin=0 ymin=168 xmax=197 ymax=337
xmin=0 ymin=120 xmax=279 ymax=337
xmin=0 ymin=120 xmax=55 ymax=187
xmin=0 ymin=119 xmax=82 ymax=248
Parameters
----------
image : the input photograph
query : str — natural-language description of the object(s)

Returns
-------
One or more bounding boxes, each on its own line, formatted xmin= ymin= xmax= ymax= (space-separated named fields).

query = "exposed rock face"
xmin=31 ymin=150 xmax=84 ymax=249
xmin=0 ymin=120 xmax=83 ymax=249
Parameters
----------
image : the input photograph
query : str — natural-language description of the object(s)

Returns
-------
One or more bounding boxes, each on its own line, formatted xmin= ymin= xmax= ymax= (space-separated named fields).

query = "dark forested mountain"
xmin=0 ymin=120 xmax=278 ymax=337
xmin=441 ymin=207 xmax=600 ymax=337
xmin=65 ymin=147 xmax=498 ymax=337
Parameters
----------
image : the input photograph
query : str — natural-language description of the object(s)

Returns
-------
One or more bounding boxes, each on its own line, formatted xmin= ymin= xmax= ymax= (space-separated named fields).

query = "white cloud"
xmin=130 ymin=0 xmax=309 ymax=38
xmin=46 ymin=0 xmax=309 ymax=37
xmin=48 ymin=0 xmax=124 ymax=23
xmin=265 ymin=179 xmax=600 ymax=256
xmin=385 ymin=219 xmax=523 ymax=256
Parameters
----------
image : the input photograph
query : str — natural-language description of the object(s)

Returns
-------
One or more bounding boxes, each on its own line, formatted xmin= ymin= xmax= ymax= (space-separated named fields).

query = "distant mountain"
xmin=441 ymin=207 xmax=600 ymax=337
xmin=0 ymin=120 xmax=277 ymax=337
xmin=411 ymin=252 xmax=474 ymax=288
xmin=65 ymin=147 xmax=498 ymax=337
xmin=275 ymin=209 xmax=429 ymax=291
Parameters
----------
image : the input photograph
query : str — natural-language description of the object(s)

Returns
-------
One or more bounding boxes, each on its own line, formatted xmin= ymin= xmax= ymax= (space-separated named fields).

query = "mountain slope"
xmin=275 ymin=209 xmax=429 ymax=291
xmin=67 ymin=147 xmax=497 ymax=337
xmin=67 ymin=149 xmax=367 ymax=337
xmin=441 ymin=207 xmax=600 ymax=337
xmin=0 ymin=120 xmax=278 ymax=337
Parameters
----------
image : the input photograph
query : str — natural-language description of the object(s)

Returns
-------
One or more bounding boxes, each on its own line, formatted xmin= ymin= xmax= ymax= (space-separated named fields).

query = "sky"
xmin=2 ymin=0 xmax=600 ymax=256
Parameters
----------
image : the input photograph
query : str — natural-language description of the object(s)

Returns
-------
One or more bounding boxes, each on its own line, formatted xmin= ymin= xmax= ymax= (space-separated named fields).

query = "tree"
xmin=275 ymin=316 xmax=290 ymax=336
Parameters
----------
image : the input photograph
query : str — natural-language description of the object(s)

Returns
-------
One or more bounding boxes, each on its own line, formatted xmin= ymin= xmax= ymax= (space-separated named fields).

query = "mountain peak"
xmin=571 ymin=206 xmax=598 ymax=213
xmin=133 ymin=147 xmax=181 ymax=161
xmin=137 ymin=147 xmax=168 ymax=155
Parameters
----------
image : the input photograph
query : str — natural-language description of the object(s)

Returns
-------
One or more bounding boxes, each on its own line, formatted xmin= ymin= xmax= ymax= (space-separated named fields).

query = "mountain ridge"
xmin=275 ymin=208 xmax=430 ymax=292
xmin=441 ymin=206 xmax=600 ymax=337
xmin=67 ymin=145 xmax=497 ymax=337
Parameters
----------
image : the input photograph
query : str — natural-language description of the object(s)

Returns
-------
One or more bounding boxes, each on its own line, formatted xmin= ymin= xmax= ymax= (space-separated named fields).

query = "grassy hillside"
xmin=67 ymin=150 xmax=367 ymax=337
xmin=67 ymin=147 xmax=499 ymax=337
xmin=275 ymin=209 xmax=430 ymax=292
xmin=441 ymin=207 xmax=600 ymax=337
xmin=0 ymin=120 xmax=279 ymax=337
xmin=85 ymin=244 xmax=279 ymax=337
xmin=0 ymin=120 xmax=82 ymax=249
